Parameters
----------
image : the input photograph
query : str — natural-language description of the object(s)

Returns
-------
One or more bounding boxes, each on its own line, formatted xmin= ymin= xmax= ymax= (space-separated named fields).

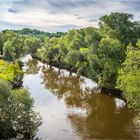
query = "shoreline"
xmin=31 ymin=54 xmax=125 ymax=101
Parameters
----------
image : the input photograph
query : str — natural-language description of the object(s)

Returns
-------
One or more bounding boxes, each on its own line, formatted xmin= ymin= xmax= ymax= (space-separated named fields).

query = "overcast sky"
xmin=0 ymin=0 xmax=140 ymax=32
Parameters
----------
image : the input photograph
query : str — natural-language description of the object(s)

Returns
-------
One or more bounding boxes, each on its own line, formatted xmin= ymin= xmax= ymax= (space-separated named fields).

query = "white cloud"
xmin=0 ymin=0 xmax=140 ymax=32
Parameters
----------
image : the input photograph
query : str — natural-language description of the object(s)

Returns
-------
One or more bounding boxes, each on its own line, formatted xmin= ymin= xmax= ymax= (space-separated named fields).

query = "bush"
xmin=0 ymin=79 xmax=42 ymax=139
xmin=117 ymin=42 xmax=140 ymax=109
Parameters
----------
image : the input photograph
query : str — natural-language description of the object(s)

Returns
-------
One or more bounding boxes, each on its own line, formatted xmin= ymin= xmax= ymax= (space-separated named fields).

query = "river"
xmin=22 ymin=55 xmax=140 ymax=140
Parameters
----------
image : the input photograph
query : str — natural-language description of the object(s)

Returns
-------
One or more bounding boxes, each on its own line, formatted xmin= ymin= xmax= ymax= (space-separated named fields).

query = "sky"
xmin=0 ymin=0 xmax=140 ymax=32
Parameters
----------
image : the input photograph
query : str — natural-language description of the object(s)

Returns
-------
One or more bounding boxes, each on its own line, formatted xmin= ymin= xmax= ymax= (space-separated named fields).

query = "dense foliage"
xmin=0 ymin=60 xmax=41 ymax=139
xmin=0 ymin=79 xmax=42 ymax=139
xmin=0 ymin=60 xmax=23 ymax=81
xmin=99 ymin=13 xmax=138 ymax=45
xmin=117 ymin=41 xmax=140 ymax=109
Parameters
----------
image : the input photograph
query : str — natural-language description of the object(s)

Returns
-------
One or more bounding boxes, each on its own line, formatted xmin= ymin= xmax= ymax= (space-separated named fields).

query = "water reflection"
xmin=26 ymin=59 xmax=41 ymax=74
xmin=25 ymin=58 xmax=140 ymax=140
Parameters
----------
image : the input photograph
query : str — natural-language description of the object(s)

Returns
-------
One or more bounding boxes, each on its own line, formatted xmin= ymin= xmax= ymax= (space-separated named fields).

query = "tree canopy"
xmin=117 ymin=41 xmax=140 ymax=109
xmin=0 ymin=79 xmax=42 ymax=139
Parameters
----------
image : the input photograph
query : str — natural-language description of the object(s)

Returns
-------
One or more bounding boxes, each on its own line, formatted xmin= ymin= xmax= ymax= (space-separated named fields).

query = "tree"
xmin=0 ymin=79 xmax=42 ymax=139
xmin=0 ymin=31 xmax=25 ymax=59
xmin=46 ymin=47 xmax=59 ymax=69
xmin=24 ymin=37 xmax=41 ymax=55
xmin=3 ymin=40 xmax=15 ymax=61
xmin=54 ymin=38 xmax=68 ymax=71
xmin=65 ymin=51 xmax=79 ymax=72
xmin=0 ymin=32 xmax=4 ymax=55
xmin=99 ymin=12 xmax=137 ymax=45
xmin=95 ymin=37 xmax=124 ymax=89
xmin=64 ymin=29 xmax=86 ymax=50
xmin=11 ymin=88 xmax=42 ymax=139
xmin=0 ymin=60 xmax=23 ymax=82
xmin=0 ymin=60 xmax=24 ymax=88
xmin=84 ymin=27 xmax=101 ymax=47
xmin=0 ymin=79 xmax=15 ymax=139
xmin=117 ymin=41 xmax=140 ymax=109
xmin=11 ymin=36 xmax=24 ymax=58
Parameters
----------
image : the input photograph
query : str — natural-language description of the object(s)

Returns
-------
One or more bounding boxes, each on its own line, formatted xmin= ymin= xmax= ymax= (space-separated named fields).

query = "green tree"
xmin=84 ymin=27 xmax=101 ymax=47
xmin=11 ymin=88 xmax=42 ymax=139
xmin=117 ymin=41 xmax=140 ymax=109
xmin=65 ymin=51 xmax=82 ymax=75
xmin=24 ymin=37 xmax=41 ymax=55
xmin=0 ymin=31 xmax=25 ymax=59
xmin=0 ymin=32 xmax=4 ymax=55
xmin=3 ymin=40 xmax=15 ymax=61
xmin=96 ymin=37 xmax=124 ymax=89
xmin=0 ymin=79 xmax=42 ymax=139
xmin=46 ymin=47 xmax=59 ymax=69
xmin=0 ymin=79 xmax=15 ymax=139
xmin=99 ymin=12 xmax=137 ymax=45
xmin=11 ymin=36 xmax=24 ymax=58
xmin=0 ymin=60 xmax=23 ymax=82
xmin=54 ymin=38 xmax=68 ymax=71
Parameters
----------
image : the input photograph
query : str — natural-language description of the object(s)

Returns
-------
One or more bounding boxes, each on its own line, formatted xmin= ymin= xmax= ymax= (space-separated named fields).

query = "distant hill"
xmin=3 ymin=28 xmax=66 ymax=38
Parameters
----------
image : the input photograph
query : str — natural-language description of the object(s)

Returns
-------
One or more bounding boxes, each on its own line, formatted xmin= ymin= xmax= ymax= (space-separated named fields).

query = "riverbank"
xmin=31 ymin=54 xmax=125 ymax=101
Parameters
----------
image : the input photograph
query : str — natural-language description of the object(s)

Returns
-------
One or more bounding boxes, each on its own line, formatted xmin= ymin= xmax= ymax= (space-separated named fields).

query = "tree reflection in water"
xmin=26 ymin=59 xmax=140 ymax=140
xmin=25 ymin=59 xmax=41 ymax=74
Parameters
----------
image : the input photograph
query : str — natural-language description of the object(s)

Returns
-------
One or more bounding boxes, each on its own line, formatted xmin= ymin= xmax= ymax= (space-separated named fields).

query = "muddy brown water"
xmin=22 ymin=55 xmax=140 ymax=140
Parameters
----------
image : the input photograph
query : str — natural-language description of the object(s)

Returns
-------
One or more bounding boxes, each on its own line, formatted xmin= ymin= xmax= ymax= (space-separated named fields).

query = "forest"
xmin=0 ymin=12 xmax=140 ymax=139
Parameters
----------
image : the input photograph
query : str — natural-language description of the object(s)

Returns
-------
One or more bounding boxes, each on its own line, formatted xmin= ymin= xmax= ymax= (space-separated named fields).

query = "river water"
xmin=22 ymin=55 xmax=140 ymax=140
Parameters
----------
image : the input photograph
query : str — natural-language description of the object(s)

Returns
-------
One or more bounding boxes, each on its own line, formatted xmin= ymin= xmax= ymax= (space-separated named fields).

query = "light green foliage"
xmin=3 ymin=40 xmax=15 ymax=61
xmin=46 ymin=47 xmax=59 ymax=67
xmin=84 ymin=27 xmax=101 ymax=47
xmin=2 ymin=31 xmax=16 ymax=41
xmin=11 ymin=36 xmax=24 ymax=58
xmin=117 ymin=41 xmax=140 ymax=109
xmin=84 ymin=36 xmax=124 ymax=89
xmin=66 ymin=51 xmax=80 ymax=67
xmin=15 ymin=59 xmax=24 ymax=69
xmin=0 ymin=60 xmax=23 ymax=82
xmin=97 ymin=37 xmax=124 ymax=88
xmin=0 ymin=31 xmax=25 ymax=61
xmin=37 ymin=47 xmax=47 ymax=59
xmin=24 ymin=37 xmax=41 ymax=54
